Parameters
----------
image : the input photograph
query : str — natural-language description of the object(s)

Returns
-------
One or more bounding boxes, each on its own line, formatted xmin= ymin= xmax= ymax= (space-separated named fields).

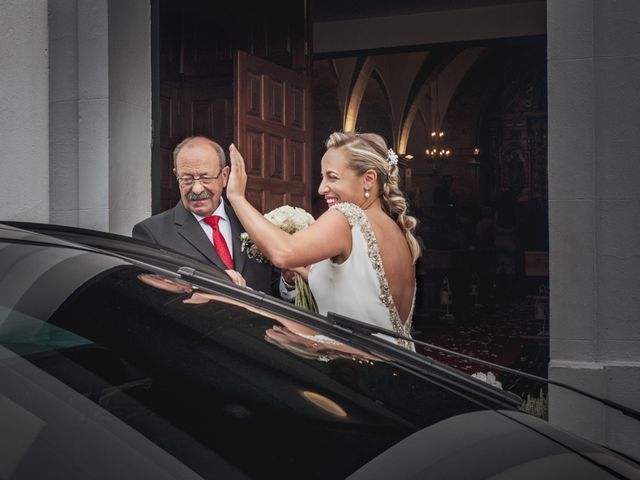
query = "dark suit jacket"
xmin=132 ymin=201 xmax=277 ymax=295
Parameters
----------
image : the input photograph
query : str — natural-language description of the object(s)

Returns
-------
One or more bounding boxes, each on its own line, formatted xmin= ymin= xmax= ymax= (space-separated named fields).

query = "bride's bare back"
xmin=366 ymin=209 xmax=416 ymax=325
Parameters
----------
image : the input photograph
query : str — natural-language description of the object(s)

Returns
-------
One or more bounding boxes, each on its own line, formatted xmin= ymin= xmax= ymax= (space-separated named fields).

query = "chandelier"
xmin=426 ymin=79 xmax=451 ymax=159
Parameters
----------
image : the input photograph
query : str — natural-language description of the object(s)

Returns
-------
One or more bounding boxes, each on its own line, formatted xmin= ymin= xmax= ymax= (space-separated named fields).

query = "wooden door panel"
xmin=235 ymin=50 xmax=312 ymax=213
xmin=265 ymin=190 xmax=288 ymax=213
xmin=289 ymin=85 xmax=306 ymax=129
xmin=246 ymin=186 xmax=265 ymax=213
xmin=289 ymin=140 xmax=305 ymax=182
xmin=159 ymin=148 xmax=175 ymax=212
xmin=247 ymin=74 xmax=262 ymax=118
xmin=290 ymin=193 xmax=306 ymax=209
xmin=159 ymin=86 xmax=180 ymax=211
xmin=267 ymin=79 xmax=285 ymax=126
xmin=193 ymin=100 xmax=213 ymax=135
xmin=213 ymin=98 xmax=233 ymax=139
xmin=160 ymin=95 xmax=172 ymax=142
xmin=267 ymin=134 xmax=285 ymax=180
xmin=246 ymin=129 xmax=264 ymax=176
xmin=243 ymin=177 xmax=306 ymax=211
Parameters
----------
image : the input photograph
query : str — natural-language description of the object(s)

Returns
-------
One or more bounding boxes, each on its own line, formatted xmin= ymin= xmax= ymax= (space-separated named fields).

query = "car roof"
xmin=1 ymin=223 xmax=638 ymax=478
xmin=1 ymin=221 xmax=230 ymax=281
xmin=0 ymin=222 xmax=520 ymax=407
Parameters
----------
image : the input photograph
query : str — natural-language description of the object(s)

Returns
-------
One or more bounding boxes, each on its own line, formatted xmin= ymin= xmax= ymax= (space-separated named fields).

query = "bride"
xmin=226 ymin=132 xmax=421 ymax=349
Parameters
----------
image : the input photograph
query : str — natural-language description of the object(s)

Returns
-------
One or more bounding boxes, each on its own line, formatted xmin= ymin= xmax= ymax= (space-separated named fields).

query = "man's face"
xmin=174 ymin=140 xmax=229 ymax=216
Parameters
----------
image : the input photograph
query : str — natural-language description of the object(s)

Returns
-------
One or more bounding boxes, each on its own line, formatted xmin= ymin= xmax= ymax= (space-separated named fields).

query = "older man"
xmin=133 ymin=136 xmax=292 ymax=296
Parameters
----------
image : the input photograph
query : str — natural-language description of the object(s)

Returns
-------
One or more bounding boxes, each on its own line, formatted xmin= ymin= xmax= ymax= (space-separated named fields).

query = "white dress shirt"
xmin=191 ymin=199 xmax=234 ymax=261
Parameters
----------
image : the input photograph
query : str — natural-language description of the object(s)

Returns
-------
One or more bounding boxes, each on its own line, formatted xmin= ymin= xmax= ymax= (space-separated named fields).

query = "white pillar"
xmin=108 ymin=0 xmax=152 ymax=235
xmin=49 ymin=0 xmax=79 ymax=226
xmin=78 ymin=0 xmax=110 ymax=230
xmin=0 ymin=0 xmax=49 ymax=222
xmin=50 ymin=0 xmax=109 ymax=230
xmin=547 ymin=0 xmax=640 ymax=458
xmin=49 ymin=0 xmax=151 ymax=234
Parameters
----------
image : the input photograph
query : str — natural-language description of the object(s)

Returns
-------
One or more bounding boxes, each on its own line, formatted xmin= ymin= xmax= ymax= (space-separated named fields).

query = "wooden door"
xmin=234 ymin=50 xmax=312 ymax=213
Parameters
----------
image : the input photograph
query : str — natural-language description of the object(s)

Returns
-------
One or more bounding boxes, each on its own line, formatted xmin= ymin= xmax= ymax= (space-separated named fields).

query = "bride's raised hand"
xmin=227 ymin=143 xmax=248 ymax=202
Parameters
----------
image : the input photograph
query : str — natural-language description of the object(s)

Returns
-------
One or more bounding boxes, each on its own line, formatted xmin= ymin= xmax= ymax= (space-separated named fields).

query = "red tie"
xmin=204 ymin=215 xmax=233 ymax=270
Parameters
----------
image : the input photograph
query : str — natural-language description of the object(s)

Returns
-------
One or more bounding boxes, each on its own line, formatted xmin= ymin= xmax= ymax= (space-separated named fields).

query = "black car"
xmin=1 ymin=222 xmax=639 ymax=479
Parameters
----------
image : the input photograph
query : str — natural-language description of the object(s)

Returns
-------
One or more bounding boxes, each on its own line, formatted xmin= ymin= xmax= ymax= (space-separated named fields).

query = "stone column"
xmin=49 ymin=0 xmax=151 ymax=234
xmin=78 ymin=0 xmax=110 ymax=230
xmin=0 ymin=0 xmax=49 ymax=222
xmin=49 ymin=0 xmax=79 ymax=226
xmin=547 ymin=0 xmax=640 ymax=457
xmin=108 ymin=0 xmax=152 ymax=235
xmin=49 ymin=0 xmax=109 ymax=230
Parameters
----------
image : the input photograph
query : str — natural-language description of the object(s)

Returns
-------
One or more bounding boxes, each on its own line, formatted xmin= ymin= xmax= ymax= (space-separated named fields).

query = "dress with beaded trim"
xmin=308 ymin=202 xmax=415 ymax=350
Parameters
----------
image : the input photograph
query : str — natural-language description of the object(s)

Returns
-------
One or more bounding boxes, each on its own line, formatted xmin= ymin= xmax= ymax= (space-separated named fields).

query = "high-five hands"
xmin=227 ymin=144 xmax=247 ymax=202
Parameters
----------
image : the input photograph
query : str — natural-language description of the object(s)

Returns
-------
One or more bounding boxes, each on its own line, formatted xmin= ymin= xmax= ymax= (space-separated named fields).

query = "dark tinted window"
xmin=0 ymin=242 xmax=482 ymax=479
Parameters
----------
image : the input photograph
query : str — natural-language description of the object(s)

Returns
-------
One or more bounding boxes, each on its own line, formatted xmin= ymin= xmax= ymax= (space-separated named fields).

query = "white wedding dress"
xmin=308 ymin=203 xmax=415 ymax=350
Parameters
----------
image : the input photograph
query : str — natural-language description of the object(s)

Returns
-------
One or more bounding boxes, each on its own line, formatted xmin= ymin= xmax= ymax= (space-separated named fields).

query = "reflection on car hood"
xmin=2 ymin=223 xmax=639 ymax=479
xmin=1 ymin=221 xmax=229 ymax=282
xmin=0 ymin=223 xmax=82 ymax=248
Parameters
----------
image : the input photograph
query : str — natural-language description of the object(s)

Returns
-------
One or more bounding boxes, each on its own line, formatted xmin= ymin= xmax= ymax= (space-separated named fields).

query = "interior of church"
xmin=156 ymin=0 xmax=550 ymax=393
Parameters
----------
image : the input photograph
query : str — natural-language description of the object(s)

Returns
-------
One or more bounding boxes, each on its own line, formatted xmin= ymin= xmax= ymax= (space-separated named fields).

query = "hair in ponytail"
xmin=325 ymin=131 xmax=421 ymax=262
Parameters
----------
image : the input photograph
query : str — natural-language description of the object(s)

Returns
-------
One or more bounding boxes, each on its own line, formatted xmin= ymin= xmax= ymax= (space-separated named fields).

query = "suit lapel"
xmin=173 ymin=202 xmax=229 ymax=271
xmin=226 ymin=203 xmax=247 ymax=274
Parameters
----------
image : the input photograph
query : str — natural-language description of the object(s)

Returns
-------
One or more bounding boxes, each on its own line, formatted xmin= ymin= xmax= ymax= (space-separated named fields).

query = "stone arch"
xmin=406 ymin=108 xmax=430 ymax=163
xmin=398 ymin=48 xmax=460 ymax=155
xmin=355 ymin=68 xmax=394 ymax=145
xmin=399 ymin=82 xmax=430 ymax=155
xmin=399 ymin=48 xmax=485 ymax=164
xmin=343 ymin=56 xmax=374 ymax=132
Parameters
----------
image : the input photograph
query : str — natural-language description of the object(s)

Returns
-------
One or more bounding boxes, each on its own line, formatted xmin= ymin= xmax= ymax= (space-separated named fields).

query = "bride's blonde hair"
xmin=325 ymin=131 xmax=421 ymax=262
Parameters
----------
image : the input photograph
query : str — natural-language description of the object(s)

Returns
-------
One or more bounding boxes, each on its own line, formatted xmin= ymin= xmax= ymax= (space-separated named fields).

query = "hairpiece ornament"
xmin=387 ymin=148 xmax=398 ymax=174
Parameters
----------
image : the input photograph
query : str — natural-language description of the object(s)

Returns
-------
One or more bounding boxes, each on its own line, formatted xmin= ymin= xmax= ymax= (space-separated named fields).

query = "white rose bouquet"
xmin=240 ymin=205 xmax=318 ymax=312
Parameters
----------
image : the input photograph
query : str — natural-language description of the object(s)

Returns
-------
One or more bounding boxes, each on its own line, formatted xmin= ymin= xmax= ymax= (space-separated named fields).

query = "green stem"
xmin=294 ymin=273 xmax=318 ymax=313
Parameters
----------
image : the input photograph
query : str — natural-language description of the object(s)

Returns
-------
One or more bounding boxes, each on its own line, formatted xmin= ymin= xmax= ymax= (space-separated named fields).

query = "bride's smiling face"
xmin=318 ymin=147 xmax=363 ymax=207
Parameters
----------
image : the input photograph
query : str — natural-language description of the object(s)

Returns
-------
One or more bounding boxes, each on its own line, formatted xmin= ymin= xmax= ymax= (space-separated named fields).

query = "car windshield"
xmin=0 ymin=241 xmax=485 ymax=479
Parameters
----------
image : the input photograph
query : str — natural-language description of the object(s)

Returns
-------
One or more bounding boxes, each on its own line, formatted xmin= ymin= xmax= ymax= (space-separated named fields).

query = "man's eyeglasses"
xmin=176 ymin=168 xmax=224 ymax=186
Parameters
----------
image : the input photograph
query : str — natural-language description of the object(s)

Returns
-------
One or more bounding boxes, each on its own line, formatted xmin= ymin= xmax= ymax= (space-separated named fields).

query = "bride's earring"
xmin=364 ymin=188 xmax=370 ymax=199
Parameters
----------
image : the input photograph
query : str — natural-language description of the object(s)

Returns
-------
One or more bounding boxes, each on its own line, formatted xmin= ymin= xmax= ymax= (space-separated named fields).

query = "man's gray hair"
xmin=173 ymin=136 xmax=227 ymax=170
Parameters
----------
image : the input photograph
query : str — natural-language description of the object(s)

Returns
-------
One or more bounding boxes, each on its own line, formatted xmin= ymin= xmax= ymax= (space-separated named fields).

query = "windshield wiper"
xmin=326 ymin=312 xmax=640 ymax=423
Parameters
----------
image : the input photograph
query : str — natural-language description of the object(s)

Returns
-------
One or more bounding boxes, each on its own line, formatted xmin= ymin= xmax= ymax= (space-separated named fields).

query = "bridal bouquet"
xmin=240 ymin=205 xmax=318 ymax=312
